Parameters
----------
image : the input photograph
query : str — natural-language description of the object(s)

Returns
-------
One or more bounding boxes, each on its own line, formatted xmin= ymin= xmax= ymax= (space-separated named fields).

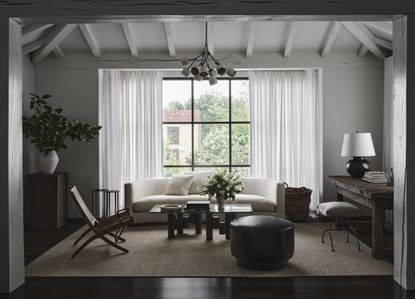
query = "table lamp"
xmin=341 ymin=132 xmax=376 ymax=178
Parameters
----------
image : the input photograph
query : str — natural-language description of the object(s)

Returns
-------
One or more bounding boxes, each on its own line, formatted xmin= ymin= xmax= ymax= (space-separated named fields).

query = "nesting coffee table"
xmin=149 ymin=204 xmax=253 ymax=241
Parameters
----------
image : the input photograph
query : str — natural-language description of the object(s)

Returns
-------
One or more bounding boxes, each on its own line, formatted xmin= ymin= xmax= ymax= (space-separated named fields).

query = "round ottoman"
xmin=230 ymin=215 xmax=294 ymax=270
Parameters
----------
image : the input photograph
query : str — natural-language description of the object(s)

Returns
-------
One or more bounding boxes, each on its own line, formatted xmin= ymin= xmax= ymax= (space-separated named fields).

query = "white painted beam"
xmin=22 ymin=24 xmax=54 ymax=45
xmin=375 ymin=36 xmax=393 ymax=50
xmin=53 ymin=45 xmax=64 ymax=59
xmin=357 ymin=44 xmax=368 ymax=57
xmin=342 ymin=21 xmax=385 ymax=60
xmin=321 ymin=21 xmax=341 ymax=57
xmin=121 ymin=23 xmax=138 ymax=58
xmin=363 ymin=21 xmax=393 ymax=41
xmin=79 ymin=24 xmax=101 ymax=57
xmin=163 ymin=23 xmax=176 ymax=57
xmin=32 ymin=24 xmax=76 ymax=63
xmin=246 ymin=22 xmax=256 ymax=58
xmin=22 ymin=37 xmax=46 ymax=55
xmin=284 ymin=21 xmax=297 ymax=58
xmin=207 ymin=22 xmax=215 ymax=55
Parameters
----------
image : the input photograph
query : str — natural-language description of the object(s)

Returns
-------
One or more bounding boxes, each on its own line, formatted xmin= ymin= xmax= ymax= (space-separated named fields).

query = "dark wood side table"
xmin=26 ymin=172 xmax=68 ymax=230
xmin=327 ymin=176 xmax=393 ymax=259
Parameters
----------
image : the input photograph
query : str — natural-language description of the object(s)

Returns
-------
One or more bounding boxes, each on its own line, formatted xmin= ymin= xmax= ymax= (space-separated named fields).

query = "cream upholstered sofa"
xmin=124 ymin=177 xmax=285 ymax=224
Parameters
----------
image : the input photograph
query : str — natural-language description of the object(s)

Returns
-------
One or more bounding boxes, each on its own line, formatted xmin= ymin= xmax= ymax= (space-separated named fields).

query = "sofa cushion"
xmin=133 ymin=194 xmax=209 ymax=212
xmin=234 ymin=194 xmax=275 ymax=212
xmin=184 ymin=171 xmax=215 ymax=194
xmin=165 ymin=175 xmax=194 ymax=195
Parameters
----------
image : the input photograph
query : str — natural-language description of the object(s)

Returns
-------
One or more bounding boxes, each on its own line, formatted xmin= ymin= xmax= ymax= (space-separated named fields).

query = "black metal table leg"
xmin=206 ymin=212 xmax=213 ymax=241
xmin=168 ymin=213 xmax=176 ymax=239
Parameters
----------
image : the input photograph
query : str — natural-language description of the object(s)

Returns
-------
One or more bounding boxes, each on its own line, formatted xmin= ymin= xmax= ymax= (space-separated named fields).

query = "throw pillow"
xmin=185 ymin=171 xmax=215 ymax=194
xmin=165 ymin=175 xmax=194 ymax=195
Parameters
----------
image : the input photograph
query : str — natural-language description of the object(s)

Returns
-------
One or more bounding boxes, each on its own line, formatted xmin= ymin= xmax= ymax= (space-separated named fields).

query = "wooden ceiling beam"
xmin=357 ymin=44 xmax=368 ymax=57
xmin=375 ymin=36 xmax=393 ymax=50
xmin=342 ymin=21 xmax=385 ymax=60
xmin=53 ymin=45 xmax=64 ymax=59
xmin=22 ymin=37 xmax=46 ymax=55
xmin=284 ymin=21 xmax=297 ymax=58
xmin=321 ymin=21 xmax=341 ymax=57
xmin=121 ymin=23 xmax=139 ymax=58
xmin=32 ymin=24 xmax=76 ymax=63
xmin=22 ymin=24 xmax=54 ymax=45
xmin=163 ymin=23 xmax=176 ymax=57
xmin=362 ymin=21 xmax=393 ymax=41
xmin=79 ymin=24 xmax=101 ymax=57
xmin=246 ymin=22 xmax=256 ymax=58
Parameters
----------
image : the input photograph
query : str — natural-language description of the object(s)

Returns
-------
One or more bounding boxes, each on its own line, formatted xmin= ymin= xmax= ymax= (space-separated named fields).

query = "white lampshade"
xmin=341 ymin=132 xmax=376 ymax=157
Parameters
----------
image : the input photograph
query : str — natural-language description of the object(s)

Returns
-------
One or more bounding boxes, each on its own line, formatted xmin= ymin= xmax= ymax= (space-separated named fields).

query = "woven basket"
xmin=284 ymin=183 xmax=312 ymax=222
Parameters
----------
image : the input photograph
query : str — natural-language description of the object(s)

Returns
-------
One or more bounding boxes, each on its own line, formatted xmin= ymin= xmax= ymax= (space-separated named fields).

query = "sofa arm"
xmin=124 ymin=178 xmax=170 ymax=211
xmin=241 ymin=178 xmax=286 ymax=218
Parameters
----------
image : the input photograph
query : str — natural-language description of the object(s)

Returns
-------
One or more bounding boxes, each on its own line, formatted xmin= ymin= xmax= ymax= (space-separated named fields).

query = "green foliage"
xmin=22 ymin=93 xmax=102 ymax=155
xmin=163 ymin=81 xmax=250 ymax=169
xmin=199 ymin=170 xmax=245 ymax=201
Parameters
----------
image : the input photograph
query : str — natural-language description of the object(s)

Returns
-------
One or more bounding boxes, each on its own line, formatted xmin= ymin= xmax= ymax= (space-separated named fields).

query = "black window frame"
xmin=162 ymin=77 xmax=250 ymax=174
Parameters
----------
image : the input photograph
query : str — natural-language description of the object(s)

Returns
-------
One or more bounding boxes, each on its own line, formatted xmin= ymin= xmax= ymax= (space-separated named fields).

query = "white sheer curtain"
xmin=249 ymin=70 xmax=321 ymax=209
xmin=383 ymin=56 xmax=394 ymax=170
xmin=99 ymin=70 xmax=163 ymax=204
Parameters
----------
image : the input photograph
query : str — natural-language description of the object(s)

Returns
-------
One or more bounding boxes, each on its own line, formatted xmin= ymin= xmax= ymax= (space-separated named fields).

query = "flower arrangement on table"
xmin=199 ymin=170 xmax=245 ymax=205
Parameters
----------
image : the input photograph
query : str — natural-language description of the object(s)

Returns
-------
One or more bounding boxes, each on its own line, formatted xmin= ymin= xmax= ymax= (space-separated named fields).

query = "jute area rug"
xmin=26 ymin=223 xmax=392 ymax=277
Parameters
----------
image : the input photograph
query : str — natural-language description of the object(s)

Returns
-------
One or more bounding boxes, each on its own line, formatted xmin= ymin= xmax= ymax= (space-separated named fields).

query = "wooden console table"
xmin=327 ymin=176 xmax=393 ymax=259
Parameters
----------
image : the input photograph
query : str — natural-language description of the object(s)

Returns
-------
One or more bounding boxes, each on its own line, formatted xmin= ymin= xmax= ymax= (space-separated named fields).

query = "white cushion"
xmin=133 ymin=194 xmax=209 ymax=212
xmin=317 ymin=201 xmax=366 ymax=217
xmin=234 ymin=194 xmax=276 ymax=212
xmin=164 ymin=175 xmax=194 ymax=195
xmin=184 ymin=171 xmax=215 ymax=194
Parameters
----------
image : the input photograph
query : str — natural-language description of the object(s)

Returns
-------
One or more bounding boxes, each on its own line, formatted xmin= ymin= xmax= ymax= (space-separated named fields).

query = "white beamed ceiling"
xmin=23 ymin=20 xmax=393 ymax=61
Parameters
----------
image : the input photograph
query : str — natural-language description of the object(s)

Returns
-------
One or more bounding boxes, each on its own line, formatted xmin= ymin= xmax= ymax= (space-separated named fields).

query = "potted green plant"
xmin=23 ymin=93 xmax=101 ymax=174
xmin=199 ymin=170 xmax=245 ymax=210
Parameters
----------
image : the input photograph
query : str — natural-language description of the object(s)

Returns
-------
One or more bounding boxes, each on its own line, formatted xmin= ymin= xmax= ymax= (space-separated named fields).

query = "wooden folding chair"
xmin=70 ymin=186 xmax=134 ymax=259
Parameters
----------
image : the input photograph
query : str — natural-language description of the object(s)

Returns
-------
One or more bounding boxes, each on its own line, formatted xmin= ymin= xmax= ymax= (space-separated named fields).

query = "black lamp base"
xmin=345 ymin=157 xmax=371 ymax=178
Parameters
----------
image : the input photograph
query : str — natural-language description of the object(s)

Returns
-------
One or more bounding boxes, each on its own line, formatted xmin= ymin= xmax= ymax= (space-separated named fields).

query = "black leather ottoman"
xmin=230 ymin=215 xmax=294 ymax=270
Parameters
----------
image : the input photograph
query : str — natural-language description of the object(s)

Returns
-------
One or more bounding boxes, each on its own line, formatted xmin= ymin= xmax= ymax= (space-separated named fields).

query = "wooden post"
xmin=393 ymin=14 xmax=415 ymax=289
xmin=0 ymin=18 xmax=24 ymax=293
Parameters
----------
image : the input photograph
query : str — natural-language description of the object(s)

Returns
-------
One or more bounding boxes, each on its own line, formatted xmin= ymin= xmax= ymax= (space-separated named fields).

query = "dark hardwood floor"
xmin=1 ymin=220 xmax=412 ymax=299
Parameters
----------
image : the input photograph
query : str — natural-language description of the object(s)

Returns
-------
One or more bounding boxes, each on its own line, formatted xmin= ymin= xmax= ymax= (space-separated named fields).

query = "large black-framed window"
xmin=162 ymin=77 xmax=250 ymax=176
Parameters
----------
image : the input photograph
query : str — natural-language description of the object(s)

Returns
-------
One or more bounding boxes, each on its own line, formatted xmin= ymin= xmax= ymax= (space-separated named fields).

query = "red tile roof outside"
xmin=163 ymin=109 xmax=201 ymax=122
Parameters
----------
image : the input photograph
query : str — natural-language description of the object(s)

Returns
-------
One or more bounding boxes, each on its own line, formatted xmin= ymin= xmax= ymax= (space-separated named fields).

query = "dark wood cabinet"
xmin=26 ymin=172 xmax=68 ymax=230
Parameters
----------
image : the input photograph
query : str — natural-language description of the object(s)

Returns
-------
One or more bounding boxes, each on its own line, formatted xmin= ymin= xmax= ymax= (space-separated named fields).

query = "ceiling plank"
xmin=22 ymin=24 xmax=54 ymax=45
xmin=32 ymin=24 xmax=76 ymax=63
xmin=121 ymin=23 xmax=139 ymax=58
xmin=321 ymin=21 xmax=341 ymax=57
xmin=284 ymin=21 xmax=297 ymax=58
xmin=246 ymin=22 xmax=256 ymax=58
xmin=342 ymin=21 xmax=385 ymax=60
xmin=163 ymin=23 xmax=176 ymax=57
xmin=207 ymin=22 xmax=215 ymax=55
xmin=375 ymin=36 xmax=393 ymax=50
xmin=53 ymin=45 xmax=64 ymax=59
xmin=79 ymin=24 xmax=101 ymax=57
xmin=22 ymin=37 xmax=46 ymax=55
xmin=357 ymin=44 xmax=368 ymax=57
xmin=362 ymin=21 xmax=393 ymax=41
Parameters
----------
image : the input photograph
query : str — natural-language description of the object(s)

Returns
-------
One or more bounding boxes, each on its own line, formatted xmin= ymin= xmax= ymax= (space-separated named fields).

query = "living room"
xmin=1 ymin=7 xmax=414 ymax=299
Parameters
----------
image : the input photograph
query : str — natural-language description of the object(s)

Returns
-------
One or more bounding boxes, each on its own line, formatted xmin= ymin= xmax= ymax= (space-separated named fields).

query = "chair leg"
xmin=100 ymin=235 xmax=129 ymax=254
xmin=347 ymin=218 xmax=361 ymax=251
xmin=108 ymin=231 xmax=126 ymax=243
xmin=74 ymin=227 xmax=92 ymax=245
xmin=322 ymin=220 xmax=335 ymax=251
xmin=72 ymin=235 xmax=98 ymax=259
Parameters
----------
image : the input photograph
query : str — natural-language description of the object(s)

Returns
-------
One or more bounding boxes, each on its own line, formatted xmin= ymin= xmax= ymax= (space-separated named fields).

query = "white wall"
xmin=29 ymin=51 xmax=384 ymax=217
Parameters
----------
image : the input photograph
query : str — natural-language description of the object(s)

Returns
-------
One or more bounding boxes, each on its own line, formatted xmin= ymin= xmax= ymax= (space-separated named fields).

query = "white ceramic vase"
xmin=38 ymin=151 xmax=59 ymax=174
